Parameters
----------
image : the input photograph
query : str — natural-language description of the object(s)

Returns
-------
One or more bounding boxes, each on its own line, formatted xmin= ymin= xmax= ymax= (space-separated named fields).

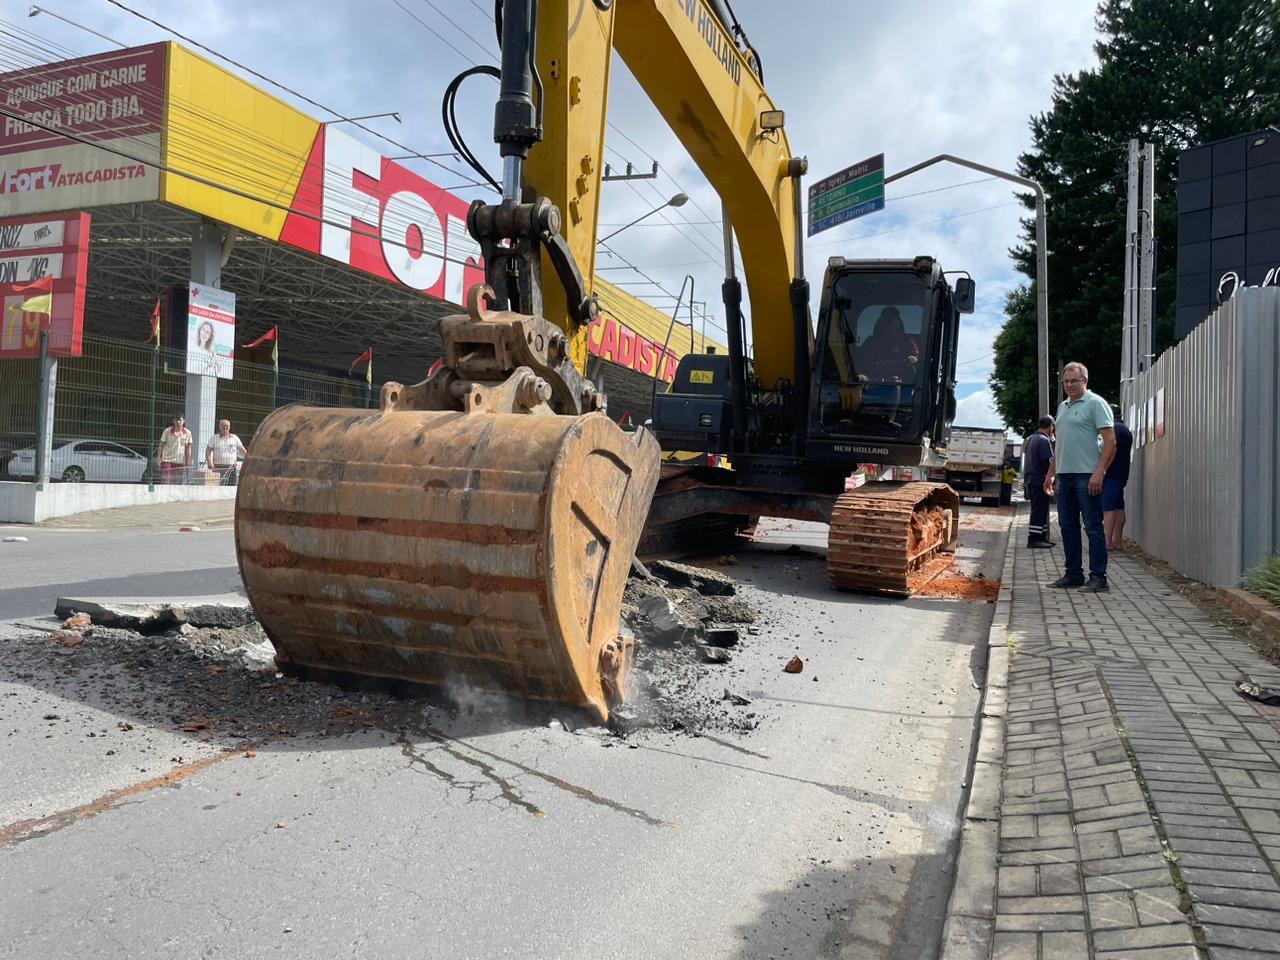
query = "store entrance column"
xmin=184 ymin=220 xmax=230 ymax=468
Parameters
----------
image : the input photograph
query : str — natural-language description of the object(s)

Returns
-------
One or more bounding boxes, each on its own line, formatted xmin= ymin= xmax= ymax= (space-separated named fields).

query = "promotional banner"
xmin=0 ymin=45 xmax=164 ymax=215
xmin=186 ymin=283 xmax=235 ymax=379
xmin=0 ymin=211 xmax=90 ymax=358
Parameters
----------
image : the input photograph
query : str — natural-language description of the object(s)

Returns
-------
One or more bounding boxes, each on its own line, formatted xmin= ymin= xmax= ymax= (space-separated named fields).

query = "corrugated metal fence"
xmin=1126 ymin=287 xmax=1280 ymax=586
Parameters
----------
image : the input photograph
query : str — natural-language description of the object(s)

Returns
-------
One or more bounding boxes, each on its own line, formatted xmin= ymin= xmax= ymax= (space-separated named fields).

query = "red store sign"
xmin=279 ymin=127 xmax=485 ymax=305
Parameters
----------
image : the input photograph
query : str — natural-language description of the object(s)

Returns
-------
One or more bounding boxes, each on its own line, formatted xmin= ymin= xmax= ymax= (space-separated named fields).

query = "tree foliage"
xmin=992 ymin=0 xmax=1280 ymax=435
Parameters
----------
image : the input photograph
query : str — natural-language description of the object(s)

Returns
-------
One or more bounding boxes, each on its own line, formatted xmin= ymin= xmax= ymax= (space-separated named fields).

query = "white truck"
xmin=936 ymin=426 xmax=1009 ymax=506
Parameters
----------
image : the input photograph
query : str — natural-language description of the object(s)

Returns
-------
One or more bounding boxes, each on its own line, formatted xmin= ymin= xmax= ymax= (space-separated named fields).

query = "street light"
xmin=884 ymin=154 xmax=1051 ymax=418
xmin=598 ymin=193 xmax=689 ymax=244
xmin=323 ymin=112 xmax=403 ymax=125
xmin=28 ymin=5 xmax=126 ymax=47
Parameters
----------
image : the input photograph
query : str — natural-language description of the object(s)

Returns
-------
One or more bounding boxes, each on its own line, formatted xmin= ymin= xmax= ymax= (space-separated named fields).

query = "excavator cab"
xmin=807 ymin=256 xmax=969 ymax=467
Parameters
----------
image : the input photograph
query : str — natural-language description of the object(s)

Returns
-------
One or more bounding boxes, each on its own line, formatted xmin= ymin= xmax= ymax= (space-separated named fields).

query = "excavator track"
xmin=826 ymin=482 xmax=960 ymax=597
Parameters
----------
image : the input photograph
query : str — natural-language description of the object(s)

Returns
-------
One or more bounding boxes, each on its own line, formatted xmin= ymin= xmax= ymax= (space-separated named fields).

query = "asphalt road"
xmin=0 ymin=511 xmax=1008 ymax=960
xmin=0 ymin=524 xmax=241 ymax=622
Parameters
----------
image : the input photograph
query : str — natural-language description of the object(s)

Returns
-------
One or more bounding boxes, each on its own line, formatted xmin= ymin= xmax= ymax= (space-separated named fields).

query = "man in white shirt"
xmin=205 ymin=419 xmax=247 ymax=485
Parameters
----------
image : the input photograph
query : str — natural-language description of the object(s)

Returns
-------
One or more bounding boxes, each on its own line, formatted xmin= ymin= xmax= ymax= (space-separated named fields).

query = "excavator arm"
xmin=515 ymin=0 xmax=806 ymax=391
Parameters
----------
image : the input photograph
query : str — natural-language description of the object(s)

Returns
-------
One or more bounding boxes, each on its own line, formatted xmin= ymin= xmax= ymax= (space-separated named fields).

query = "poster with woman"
xmin=185 ymin=283 xmax=236 ymax=379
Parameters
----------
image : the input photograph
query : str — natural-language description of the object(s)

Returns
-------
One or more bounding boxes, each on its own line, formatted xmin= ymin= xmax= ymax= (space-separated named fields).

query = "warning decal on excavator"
xmin=690 ymin=370 xmax=715 ymax=384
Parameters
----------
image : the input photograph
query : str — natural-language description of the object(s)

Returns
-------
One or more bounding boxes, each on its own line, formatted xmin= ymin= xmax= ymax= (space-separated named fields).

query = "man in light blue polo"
xmin=1044 ymin=361 xmax=1115 ymax=592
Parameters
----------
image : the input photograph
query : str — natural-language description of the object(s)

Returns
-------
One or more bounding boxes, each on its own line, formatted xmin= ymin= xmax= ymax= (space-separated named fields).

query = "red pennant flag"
xmin=149 ymin=299 xmax=161 ymax=345
xmin=427 ymin=357 xmax=443 ymax=377
xmin=349 ymin=347 xmax=372 ymax=378
xmin=242 ymin=326 xmax=277 ymax=349
xmin=11 ymin=274 xmax=53 ymax=295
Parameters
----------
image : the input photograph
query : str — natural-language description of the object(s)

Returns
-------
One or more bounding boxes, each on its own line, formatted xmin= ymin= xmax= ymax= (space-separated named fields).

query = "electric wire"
xmin=98 ymin=0 xmax=494 ymax=189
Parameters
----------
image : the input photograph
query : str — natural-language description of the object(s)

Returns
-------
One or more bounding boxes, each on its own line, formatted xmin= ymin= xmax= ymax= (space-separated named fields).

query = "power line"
xmin=0 ymin=103 xmax=483 ymax=272
xmin=99 ymin=0 xmax=494 ymax=190
xmin=808 ymin=201 xmax=1023 ymax=249
xmin=390 ymin=0 xmax=483 ymax=67
xmin=419 ymin=0 xmax=493 ymax=59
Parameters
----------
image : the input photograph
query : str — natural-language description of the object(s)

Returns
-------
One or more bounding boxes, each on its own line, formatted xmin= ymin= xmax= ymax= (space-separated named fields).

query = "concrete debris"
xmin=784 ymin=655 xmax=804 ymax=674
xmin=701 ymin=647 xmax=732 ymax=665
xmin=704 ymin=625 xmax=740 ymax=648
xmin=634 ymin=595 xmax=705 ymax=647
xmin=704 ymin=597 xmax=756 ymax=623
xmin=62 ymin=612 xmax=92 ymax=630
xmin=648 ymin=559 xmax=737 ymax=596
xmin=3 ymin=535 xmax=29 ymax=543
xmin=53 ymin=594 xmax=253 ymax=633
xmin=722 ymin=690 xmax=751 ymax=706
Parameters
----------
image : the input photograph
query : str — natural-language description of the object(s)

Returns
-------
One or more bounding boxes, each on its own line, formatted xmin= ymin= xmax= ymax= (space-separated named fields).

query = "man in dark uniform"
xmin=1104 ymin=404 xmax=1134 ymax=549
xmin=1024 ymin=415 xmax=1055 ymax=548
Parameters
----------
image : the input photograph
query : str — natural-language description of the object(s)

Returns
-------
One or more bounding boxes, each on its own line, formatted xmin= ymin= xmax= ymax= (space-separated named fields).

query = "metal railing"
xmin=1126 ymin=287 xmax=1280 ymax=586
xmin=0 ymin=334 xmax=375 ymax=485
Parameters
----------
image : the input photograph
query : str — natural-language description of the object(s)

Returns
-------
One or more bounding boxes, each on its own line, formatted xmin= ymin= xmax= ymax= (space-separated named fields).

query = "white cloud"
xmin=954 ymin=388 xmax=1007 ymax=431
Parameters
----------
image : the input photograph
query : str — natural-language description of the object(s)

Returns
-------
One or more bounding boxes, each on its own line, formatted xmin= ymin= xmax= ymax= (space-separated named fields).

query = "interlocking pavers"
xmin=943 ymin=508 xmax=1280 ymax=959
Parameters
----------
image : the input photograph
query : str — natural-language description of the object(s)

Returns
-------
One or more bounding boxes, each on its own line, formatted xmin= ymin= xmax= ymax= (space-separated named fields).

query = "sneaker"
xmin=1079 ymin=576 xmax=1109 ymax=593
xmin=1027 ymin=540 xmax=1053 ymax=549
xmin=1049 ymin=575 xmax=1084 ymax=588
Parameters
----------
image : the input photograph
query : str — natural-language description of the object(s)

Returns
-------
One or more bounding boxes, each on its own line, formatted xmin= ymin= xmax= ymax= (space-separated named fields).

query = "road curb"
xmin=938 ymin=508 xmax=1017 ymax=960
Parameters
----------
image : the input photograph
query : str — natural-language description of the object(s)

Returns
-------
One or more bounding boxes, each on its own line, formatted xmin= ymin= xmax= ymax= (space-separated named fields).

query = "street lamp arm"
xmin=598 ymin=206 xmax=668 ymax=244
xmin=883 ymin=153 xmax=1050 ymax=418
xmin=884 ymin=153 xmax=1043 ymax=199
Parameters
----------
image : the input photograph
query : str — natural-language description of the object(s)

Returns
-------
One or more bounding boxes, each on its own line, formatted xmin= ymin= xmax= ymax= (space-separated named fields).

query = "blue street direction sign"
xmin=807 ymin=153 xmax=885 ymax=236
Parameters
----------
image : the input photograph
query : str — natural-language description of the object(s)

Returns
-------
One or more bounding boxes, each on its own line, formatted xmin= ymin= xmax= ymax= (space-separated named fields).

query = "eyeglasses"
xmin=1061 ymin=378 xmax=1084 ymax=385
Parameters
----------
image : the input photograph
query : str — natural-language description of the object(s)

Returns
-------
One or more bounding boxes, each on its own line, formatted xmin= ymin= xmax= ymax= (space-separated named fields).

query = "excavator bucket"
xmin=234 ymin=297 xmax=660 ymax=723
xmin=827 ymin=481 xmax=960 ymax=597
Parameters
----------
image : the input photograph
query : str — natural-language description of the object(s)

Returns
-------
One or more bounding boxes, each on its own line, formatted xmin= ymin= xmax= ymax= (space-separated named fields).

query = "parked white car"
xmin=8 ymin=438 xmax=149 ymax=483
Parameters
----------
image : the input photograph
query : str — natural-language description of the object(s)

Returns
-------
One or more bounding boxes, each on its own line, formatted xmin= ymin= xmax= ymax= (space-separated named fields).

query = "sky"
xmin=11 ymin=0 xmax=1102 ymax=429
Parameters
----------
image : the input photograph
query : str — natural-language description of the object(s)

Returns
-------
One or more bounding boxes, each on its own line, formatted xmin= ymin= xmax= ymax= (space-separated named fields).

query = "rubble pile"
xmin=614 ymin=559 xmax=762 ymax=735
xmin=14 ymin=566 xmax=762 ymax=743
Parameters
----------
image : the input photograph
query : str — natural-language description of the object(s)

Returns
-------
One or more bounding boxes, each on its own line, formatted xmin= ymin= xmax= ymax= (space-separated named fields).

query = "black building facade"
xmin=1176 ymin=127 xmax=1280 ymax=340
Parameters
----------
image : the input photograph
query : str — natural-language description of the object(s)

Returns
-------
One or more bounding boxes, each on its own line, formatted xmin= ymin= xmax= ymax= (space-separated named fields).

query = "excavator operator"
xmin=859 ymin=307 xmax=920 ymax=382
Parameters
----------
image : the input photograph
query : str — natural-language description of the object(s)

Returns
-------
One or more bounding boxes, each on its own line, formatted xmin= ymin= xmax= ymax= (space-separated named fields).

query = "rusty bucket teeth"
xmin=234 ymin=406 xmax=659 ymax=723
xmin=826 ymin=481 xmax=960 ymax=598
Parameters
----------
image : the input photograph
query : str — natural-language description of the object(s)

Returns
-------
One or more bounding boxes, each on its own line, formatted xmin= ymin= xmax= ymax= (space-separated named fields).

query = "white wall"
xmin=0 ymin=482 xmax=236 ymax=524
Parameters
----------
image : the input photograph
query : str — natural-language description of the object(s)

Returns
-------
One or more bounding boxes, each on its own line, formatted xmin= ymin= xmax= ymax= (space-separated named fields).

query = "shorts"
xmin=1102 ymin=477 xmax=1126 ymax=511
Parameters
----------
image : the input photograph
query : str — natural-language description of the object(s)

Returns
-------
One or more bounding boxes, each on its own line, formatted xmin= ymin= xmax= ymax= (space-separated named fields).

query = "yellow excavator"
xmin=234 ymin=0 xmax=972 ymax=723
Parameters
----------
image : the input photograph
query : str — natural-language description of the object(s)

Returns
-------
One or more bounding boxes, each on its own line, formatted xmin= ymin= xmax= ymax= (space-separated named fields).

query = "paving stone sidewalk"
xmin=25 ymin=499 xmax=235 ymax=530
xmin=946 ymin=510 xmax=1280 ymax=960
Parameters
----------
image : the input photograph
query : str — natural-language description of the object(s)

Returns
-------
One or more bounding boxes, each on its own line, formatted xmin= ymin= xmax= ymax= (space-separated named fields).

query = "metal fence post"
xmin=147 ymin=341 xmax=158 ymax=492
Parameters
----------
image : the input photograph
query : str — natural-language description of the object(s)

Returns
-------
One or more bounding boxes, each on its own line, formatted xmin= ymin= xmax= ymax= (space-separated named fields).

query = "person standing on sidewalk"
xmin=205 ymin=419 xmax=246 ymax=486
xmin=1044 ymin=362 xmax=1115 ymax=592
xmin=1024 ymin=415 xmax=1055 ymax=548
xmin=156 ymin=414 xmax=192 ymax=485
xmin=1103 ymin=404 xmax=1133 ymax=550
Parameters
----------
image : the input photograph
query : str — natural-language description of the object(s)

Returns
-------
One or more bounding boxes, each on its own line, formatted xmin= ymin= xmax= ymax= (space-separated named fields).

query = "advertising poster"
xmin=186 ymin=283 xmax=235 ymax=379
xmin=0 ymin=45 xmax=165 ymax=216
xmin=1155 ymin=388 xmax=1166 ymax=438
xmin=1146 ymin=396 xmax=1155 ymax=445
xmin=0 ymin=211 xmax=90 ymax=358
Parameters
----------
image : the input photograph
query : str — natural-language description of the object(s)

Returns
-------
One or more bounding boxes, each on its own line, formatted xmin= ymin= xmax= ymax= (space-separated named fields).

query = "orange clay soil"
xmin=913 ymin=566 xmax=1001 ymax=601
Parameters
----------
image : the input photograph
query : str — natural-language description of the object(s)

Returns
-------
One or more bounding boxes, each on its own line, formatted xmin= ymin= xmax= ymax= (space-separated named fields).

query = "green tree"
xmin=992 ymin=0 xmax=1280 ymax=431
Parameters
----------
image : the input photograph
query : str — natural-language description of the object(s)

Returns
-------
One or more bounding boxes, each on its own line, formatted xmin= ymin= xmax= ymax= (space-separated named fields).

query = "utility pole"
xmin=1121 ymin=141 xmax=1138 ymax=413
xmin=1120 ymin=139 xmax=1156 ymax=413
xmin=1137 ymin=144 xmax=1155 ymax=380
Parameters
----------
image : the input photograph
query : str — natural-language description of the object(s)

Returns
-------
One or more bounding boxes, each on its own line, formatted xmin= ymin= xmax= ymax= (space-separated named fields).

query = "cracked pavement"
xmin=0 ymin=513 xmax=1009 ymax=959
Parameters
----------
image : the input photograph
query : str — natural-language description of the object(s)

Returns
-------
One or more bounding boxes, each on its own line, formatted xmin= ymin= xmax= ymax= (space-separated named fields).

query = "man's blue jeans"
xmin=1056 ymin=473 xmax=1107 ymax=581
